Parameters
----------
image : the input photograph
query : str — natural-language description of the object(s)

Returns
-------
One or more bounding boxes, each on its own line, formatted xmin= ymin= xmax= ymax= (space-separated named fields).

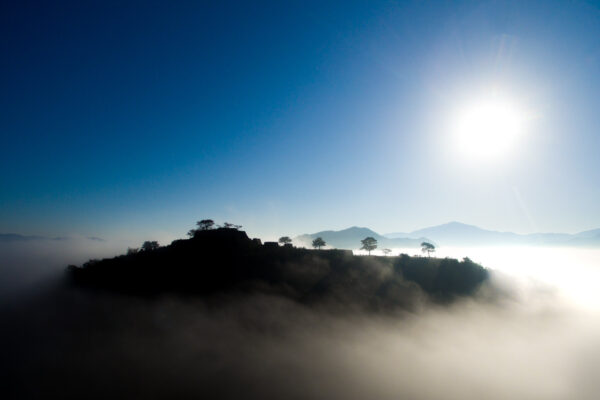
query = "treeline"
xmin=305 ymin=234 xmax=437 ymax=256
xmin=125 ymin=220 xmax=437 ymax=257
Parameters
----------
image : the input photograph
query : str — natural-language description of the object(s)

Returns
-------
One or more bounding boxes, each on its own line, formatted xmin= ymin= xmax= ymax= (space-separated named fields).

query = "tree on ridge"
xmin=279 ymin=236 xmax=292 ymax=246
xmin=312 ymin=237 xmax=326 ymax=250
xmin=141 ymin=241 xmax=159 ymax=251
xmin=360 ymin=236 xmax=378 ymax=255
xmin=223 ymin=222 xmax=242 ymax=230
xmin=421 ymin=242 xmax=435 ymax=257
xmin=197 ymin=219 xmax=215 ymax=231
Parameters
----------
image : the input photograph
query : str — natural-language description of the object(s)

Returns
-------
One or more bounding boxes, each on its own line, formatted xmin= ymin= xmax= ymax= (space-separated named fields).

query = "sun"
xmin=454 ymin=97 xmax=525 ymax=161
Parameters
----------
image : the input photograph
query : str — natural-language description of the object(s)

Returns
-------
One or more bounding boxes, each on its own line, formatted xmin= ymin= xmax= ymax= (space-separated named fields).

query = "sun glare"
xmin=455 ymin=98 xmax=525 ymax=161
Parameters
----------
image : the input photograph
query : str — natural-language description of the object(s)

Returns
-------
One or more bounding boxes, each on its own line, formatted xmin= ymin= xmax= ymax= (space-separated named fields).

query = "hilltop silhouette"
xmin=69 ymin=226 xmax=489 ymax=308
xmin=4 ymin=224 xmax=490 ymax=399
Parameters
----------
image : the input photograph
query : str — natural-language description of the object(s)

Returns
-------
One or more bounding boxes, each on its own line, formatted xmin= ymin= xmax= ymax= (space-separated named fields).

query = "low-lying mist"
xmin=0 ymin=238 xmax=125 ymax=300
xmin=2 ymin=242 xmax=600 ymax=399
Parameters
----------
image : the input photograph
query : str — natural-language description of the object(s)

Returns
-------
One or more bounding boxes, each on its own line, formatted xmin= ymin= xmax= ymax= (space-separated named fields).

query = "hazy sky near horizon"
xmin=2 ymin=0 xmax=600 ymax=242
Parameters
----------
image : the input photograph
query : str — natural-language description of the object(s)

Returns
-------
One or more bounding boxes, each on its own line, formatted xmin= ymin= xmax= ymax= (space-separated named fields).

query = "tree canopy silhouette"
xmin=421 ymin=242 xmax=435 ymax=257
xmin=189 ymin=219 xmax=218 ymax=237
xmin=197 ymin=219 xmax=215 ymax=230
xmin=312 ymin=237 xmax=326 ymax=249
xmin=278 ymin=236 xmax=292 ymax=245
xmin=223 ymin=222 xmax=242 ymax=230
xmin=141 ymin=241 xmax=159 ymax=251
xmin=360 ymin=237 xmax=378 ymax=255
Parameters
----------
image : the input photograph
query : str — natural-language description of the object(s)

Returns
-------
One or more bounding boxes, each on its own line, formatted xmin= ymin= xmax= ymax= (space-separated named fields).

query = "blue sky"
xmin=2 ymin=0 xmax=600 ymax=242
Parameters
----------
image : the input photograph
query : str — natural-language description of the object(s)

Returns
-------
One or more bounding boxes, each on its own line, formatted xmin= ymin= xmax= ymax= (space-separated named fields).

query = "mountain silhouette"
xmin=0 ymin=233 xmax=45 ymax=242
xmin=385 ymin=221 xmax=600 ymax=247
xmin=294 ymin=226 xmax=427 ymax=249
xmin=0 ymin=233 xmax=97 ymax=242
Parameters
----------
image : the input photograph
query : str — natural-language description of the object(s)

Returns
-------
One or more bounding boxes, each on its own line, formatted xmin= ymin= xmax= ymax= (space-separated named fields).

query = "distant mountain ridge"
xmin=295 ymin=222 xmax=600 ymax=249
xmin=0 ymin=233 xmax=46 ymax=242
xmin=385 ymin=221 xmax=600 ymax=247
xmin=294 ymin=226 xmax=428 ymax=250
xmin=0 ymin=233 xmax=104 ymax=242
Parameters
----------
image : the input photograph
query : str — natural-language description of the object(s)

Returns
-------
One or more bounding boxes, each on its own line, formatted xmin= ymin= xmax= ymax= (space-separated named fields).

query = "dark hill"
xmin=69 ymin=228 xmax=489 ymax=309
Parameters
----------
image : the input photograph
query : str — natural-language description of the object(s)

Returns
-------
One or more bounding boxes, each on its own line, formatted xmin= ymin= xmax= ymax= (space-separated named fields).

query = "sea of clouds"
xmin=1 ymin=240 xmax=599 ymax=399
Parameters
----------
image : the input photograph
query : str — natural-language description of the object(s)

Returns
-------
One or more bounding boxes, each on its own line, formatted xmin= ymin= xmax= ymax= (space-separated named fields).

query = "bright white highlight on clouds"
xmin=454 ymin=97 xmax=525 ymax=161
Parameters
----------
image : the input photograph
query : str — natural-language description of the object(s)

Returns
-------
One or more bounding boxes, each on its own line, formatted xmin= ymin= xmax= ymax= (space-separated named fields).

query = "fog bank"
xmin=0 ymin=238 xmax=124 ymax=299
xmin=2 ymin=244 xmax=600 ymax=399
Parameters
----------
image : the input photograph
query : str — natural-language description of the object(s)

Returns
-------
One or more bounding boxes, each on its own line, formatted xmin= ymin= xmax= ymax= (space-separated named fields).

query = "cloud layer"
xmin=2 ymin=243 xmax=600 ymax=399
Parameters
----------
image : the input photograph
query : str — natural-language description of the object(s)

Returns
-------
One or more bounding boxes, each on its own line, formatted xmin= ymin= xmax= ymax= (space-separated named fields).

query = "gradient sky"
xmin=2 ymin=0 xmax=600 ymax=243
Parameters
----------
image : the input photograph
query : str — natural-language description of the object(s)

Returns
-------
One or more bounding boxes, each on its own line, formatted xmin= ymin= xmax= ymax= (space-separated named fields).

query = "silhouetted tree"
xmin=312 ymin=237 xmax=326 ymax=249
xmin=421 ymin=242 xmax=435 ymax=257
xmin=197 ymin=219 xmax=215 ymax=231
xmin=360 ymin=237 xmax=378 ymax=255
xmin=382 ymin=248 xmax=392 ymax=256
xmin=187 ymin=229 xmax=197 ymax=237
xmin=141 ymin=241 xmax=159 ymax=251
xmin=126 ymin=247 xmax=139 ymax=255
xmin=278 ymin=236 xmax=292 ymax=246
xmin=223 ymin=222 xmax=242 ymax=230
